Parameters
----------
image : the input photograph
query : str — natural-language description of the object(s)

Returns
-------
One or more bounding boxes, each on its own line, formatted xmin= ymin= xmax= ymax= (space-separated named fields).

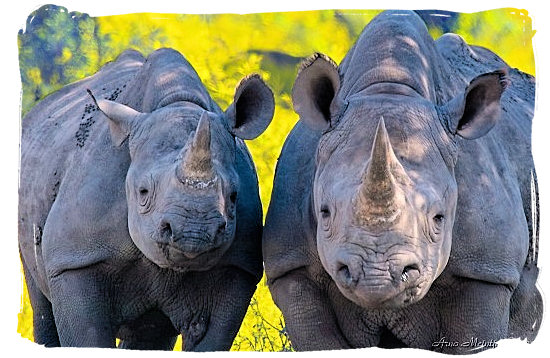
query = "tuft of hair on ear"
xmin=297 ymin=52 xmax=338 ymax=76
xmin=234 ymin=73 xmax=269 ymax=94
xmin=495 ymin=67 xmax=511 ymax=91
xmin=225 ymin=73 xmax=275 ymax=140
xmin=292 ymin=52 xmax=344 ymax=132
xmin=440 ymin=67 xmax=510 ymax=140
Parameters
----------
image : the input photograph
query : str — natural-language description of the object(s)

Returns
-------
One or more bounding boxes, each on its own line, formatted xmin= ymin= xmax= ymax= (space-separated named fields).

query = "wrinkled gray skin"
xmin=263 ymin=10 xmax=541 ymax=353
xmin=19 ymin=48 xmax=274 ymax=350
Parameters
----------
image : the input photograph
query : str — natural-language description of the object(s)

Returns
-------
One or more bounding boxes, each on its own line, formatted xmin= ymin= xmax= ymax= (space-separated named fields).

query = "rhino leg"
xmin=117 ymin=309 xmax=178 ymax=350
xmin=508 ymin=263 xmax=542 ymax=342
xmin=118 ymin=337 xmax=177 ymax=350
xmin=269 ymin=268 xmax=350 ymax=350
xmin=179 ymin=268 xmax=258 ymax=351
xmin=118 ymin=336 xmax=177 ymax=350
xmin=21 ymin=257 xmax=60 ymax=347
xmin=48 ymin=265 xmax=116 ymax=347
xmin=435 ymin=278 xmax=512 ymax=354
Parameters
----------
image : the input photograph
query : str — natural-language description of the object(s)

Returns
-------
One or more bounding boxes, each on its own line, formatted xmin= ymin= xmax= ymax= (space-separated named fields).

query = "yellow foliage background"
xmin=17 ymin=8 xmax=534 ymax=351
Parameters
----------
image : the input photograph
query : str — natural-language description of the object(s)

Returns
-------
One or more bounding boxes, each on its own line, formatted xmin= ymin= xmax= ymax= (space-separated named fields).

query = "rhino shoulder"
xmin=435 ymin=33 xmax=510 ymax=81
xmin=20 ymin=48 xmax=145 ymax=203
xmin=24 ymin=49 xmax=145 ymax=123
xmin=19 ymin=50 xmax=146 ymax=283
xmin=215 ymin=138 xmax=264 ymax=280
xmin=446 ymin=131 xmax=533 ymax=288
xmin=263 ymin=121 xmax=320 ymax=283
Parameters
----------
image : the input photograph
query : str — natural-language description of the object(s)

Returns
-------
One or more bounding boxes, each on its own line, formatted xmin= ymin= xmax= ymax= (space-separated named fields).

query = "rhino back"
xmin=117 ymin=48 xmax=219 ymax=114
xmin=338 ymin=10 xmax=461 ymax=105
xmin=19 ymin=50 xmax=145 ymax=291
xmin=263 ymin=121 xmax=322 ymax=283
xmin=436 ymin=34 xmax=535 ymax=286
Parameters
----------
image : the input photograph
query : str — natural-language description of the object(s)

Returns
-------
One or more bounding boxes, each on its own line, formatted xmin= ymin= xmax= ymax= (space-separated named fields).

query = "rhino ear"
xmin=292 ymin=53 xmax=345 ymax=131
xmin=440 ymin=69 xmax=509 ymax=140
xmin=225 ymin=74 xmax=275 ymax=140
xmin=88 ymin=89 xmax=142 ymax=146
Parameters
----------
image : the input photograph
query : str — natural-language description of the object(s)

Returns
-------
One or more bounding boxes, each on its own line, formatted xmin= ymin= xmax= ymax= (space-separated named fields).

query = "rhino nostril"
xmin=337 ymin=263 xmax=354 ymax=287
xmin=401 ymin=264 xmax=419 ymax=282
xmin=159 ymin=220 xmax=173 ymax=241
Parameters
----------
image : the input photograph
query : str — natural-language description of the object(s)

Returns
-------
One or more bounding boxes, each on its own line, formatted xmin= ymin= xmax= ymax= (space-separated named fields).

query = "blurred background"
xmin=17 ymin=5 xmax=534 ymax=351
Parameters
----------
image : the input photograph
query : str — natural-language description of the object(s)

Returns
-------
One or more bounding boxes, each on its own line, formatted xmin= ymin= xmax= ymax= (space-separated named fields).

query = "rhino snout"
xmin=332 ymin=252 xmax=423 ymax=307
xmin=156 ymin=214 xmax=227 ymax=251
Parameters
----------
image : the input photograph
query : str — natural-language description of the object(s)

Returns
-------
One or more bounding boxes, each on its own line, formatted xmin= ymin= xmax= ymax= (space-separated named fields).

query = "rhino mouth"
xmin=330 ymin=255 xmax=430 ymax=308
xmin=148 ymin=224 xmax=233 ymax=271
xmin=338 ymin=273 xmax=428 ymax=308
xmin=154 ymin=240 xmax=231 ymax=272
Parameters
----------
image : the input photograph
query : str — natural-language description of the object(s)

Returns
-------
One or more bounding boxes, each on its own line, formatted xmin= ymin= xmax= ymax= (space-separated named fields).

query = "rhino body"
xmin=263 ymin=11 xmax=541 ymax=353
xmin=19 ymin=48 xmax=274 ymax=349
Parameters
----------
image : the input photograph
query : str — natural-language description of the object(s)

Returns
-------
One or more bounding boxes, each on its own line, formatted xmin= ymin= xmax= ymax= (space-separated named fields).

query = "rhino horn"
xmin=356 ymin=117 xmax=406 ymax=225
xmin=180 ymin=111 xmax=214 ymax=181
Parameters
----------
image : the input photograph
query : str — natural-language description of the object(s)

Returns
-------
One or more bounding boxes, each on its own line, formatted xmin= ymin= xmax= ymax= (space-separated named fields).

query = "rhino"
xmin=18 ymin=48 xmax=274 ymax=349
xmin=263 ymin=10 xmax=541 ymax=353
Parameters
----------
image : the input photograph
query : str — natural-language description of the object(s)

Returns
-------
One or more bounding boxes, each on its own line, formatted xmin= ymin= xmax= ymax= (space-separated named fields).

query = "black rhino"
xmin=19 ymin=48 xmax=274 ymax=349
xmin=263 ymin=10 xmax=541 ymax=353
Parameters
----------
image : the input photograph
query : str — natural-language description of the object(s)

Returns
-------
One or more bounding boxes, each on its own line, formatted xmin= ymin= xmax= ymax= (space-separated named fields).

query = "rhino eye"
xmin=432 ymin=214 xmax=445 ymax=234
xmin=136 ymin=175 xmax=155 ymax=213
xmin=320 ymin=204 xmax=332 ymax=231
xmin=433 ymin=214 xmax=444 ymax=224
xmin=137 ymin=186 xmax=152 ymax=213
xmin=229 ymin=191 xmax=237 ymax=204
xmin=320 ymin=205 xmax=331 ymax=219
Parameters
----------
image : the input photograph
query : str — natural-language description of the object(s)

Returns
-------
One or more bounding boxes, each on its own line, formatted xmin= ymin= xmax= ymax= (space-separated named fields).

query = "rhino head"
xmin=293 ymin=54 xmax=507 ymax=308
xmin=91 ymin=74 xmax=274 ymax=272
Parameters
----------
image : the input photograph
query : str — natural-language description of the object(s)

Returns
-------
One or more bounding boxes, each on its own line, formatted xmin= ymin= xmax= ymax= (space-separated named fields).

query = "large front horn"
xmin=180 ymin=111 xmax=214 ymax=181
xmin=363 ymin=117 xmax=396 ymax=205
xmin=355 ymin=117 xmax=406 ymax=226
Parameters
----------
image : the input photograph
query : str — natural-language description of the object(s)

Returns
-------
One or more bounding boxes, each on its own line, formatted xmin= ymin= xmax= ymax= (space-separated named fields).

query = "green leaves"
xmin=18 ymin=5 xmax=100 ymax=116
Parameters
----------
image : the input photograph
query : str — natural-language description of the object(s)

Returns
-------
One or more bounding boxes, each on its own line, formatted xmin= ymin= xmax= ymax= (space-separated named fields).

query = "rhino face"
xmin=123 ymin=109 xmax=239 ymax=272
xmin=93 ymin=75 xmax=274 ymax=272
xmin=293 ymin=54 xmax=507 ymax=308
xmin=314 ymin=103 xmax=457 ymax=309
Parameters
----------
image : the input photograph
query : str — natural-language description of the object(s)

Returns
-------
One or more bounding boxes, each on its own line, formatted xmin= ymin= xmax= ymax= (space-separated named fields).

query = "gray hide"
xmin=263 ymin=10 xmax=541 ymax=353
xmin=19 ymin=48 xmax=274 ymax=350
